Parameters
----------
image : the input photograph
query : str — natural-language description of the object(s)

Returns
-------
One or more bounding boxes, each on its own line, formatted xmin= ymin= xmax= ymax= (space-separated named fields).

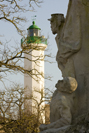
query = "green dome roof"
xmin=28 ymin=21 xmax=41 ymax=30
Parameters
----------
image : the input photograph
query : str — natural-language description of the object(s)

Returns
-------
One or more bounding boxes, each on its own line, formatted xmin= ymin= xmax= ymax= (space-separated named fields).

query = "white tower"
xmin=21 ymin=21 xmax=47 ymax=122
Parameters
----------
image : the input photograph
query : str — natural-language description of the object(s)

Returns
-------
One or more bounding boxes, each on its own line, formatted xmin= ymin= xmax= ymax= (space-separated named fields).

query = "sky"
xmin=0 ymin=0 xmax=69 ymax=91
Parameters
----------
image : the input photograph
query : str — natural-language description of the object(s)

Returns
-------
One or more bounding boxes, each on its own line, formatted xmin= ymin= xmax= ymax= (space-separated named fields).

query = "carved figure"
xmin=39 ymin=77 xmax=78 ymax=132
xmin=48 ymin=13 xmax=77 ymax=78
xmin=40 ymin=0 xmax=89 ymax=132
xmin=58 ymin=0 xmax=89 ymax=118
xmin=49 ymin=0 xmax=89 ymax=118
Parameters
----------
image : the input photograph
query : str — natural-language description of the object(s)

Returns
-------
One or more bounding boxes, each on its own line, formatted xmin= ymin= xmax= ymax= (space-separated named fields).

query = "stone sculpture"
xmin=39 ymin=77 xmax=77 ymax=133
xmin=39 ymin=0 xmax=89 ymax=132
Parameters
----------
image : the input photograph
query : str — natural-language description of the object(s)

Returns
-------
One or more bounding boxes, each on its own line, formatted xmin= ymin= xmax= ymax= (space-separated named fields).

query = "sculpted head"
xmin=48 ymin=13 xmax=65 ymax=34
xmin=55 ymin=77 xmax=78 ymax=93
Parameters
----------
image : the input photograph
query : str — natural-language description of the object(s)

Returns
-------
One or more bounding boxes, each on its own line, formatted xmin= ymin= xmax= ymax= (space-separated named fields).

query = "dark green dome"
xmin=28 ymin=21 xmax=41 ymax=30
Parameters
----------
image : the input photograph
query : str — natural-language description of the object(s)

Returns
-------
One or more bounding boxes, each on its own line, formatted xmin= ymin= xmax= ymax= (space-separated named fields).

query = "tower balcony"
xmin=21 ymin=36 xmax=47 ymax=50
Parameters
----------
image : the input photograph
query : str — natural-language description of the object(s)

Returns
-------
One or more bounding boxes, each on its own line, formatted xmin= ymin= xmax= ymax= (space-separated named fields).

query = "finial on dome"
xmin=32 ymin=21 xmax=35 ymax=25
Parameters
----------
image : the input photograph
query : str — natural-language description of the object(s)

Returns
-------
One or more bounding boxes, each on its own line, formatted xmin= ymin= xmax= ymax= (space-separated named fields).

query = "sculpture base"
xmin=39 ymin=125 xmax=71 ymax=133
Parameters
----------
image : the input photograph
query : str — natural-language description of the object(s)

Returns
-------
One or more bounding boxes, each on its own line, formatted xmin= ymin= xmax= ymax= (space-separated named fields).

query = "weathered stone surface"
xmin=39 ymin=0 xmax=89 ymax=132
xmin=55 ymin=77 xmax=78 ymax=93
xmin=57 ymin=0 xmax=89 ymax=119
xmin=39 ymin=78 xmax=75 ymax=132
xmin=39 ymin=125 xmax=71 ymax=133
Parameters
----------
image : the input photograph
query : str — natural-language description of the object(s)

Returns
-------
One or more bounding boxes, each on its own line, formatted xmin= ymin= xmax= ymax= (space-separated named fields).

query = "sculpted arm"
xmin=58 ymin=40 xmax=81 ymax=59
xmin=39 ymin=95 xmax=72 ymax=132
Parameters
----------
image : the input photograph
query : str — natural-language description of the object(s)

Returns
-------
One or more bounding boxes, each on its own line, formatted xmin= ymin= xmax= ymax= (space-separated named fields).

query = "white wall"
xmin=24 ymin=43 xmax=47 ymax=122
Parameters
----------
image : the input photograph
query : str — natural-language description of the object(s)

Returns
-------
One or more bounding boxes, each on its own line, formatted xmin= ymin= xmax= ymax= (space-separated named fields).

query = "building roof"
xmin=27 ymin=21 xmax=41 ymax=30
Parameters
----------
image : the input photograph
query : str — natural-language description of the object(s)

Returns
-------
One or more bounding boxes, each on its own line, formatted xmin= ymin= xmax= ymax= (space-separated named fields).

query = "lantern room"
xmin=21 ymin=21 xmax=47 ymax=47
xmin=27 ymin=21 xmax=41 ymax=37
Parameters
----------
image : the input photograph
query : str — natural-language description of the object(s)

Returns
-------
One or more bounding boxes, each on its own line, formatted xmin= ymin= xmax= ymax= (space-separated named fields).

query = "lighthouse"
xmin=21 ymin=21 xmax=47 ymax=122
